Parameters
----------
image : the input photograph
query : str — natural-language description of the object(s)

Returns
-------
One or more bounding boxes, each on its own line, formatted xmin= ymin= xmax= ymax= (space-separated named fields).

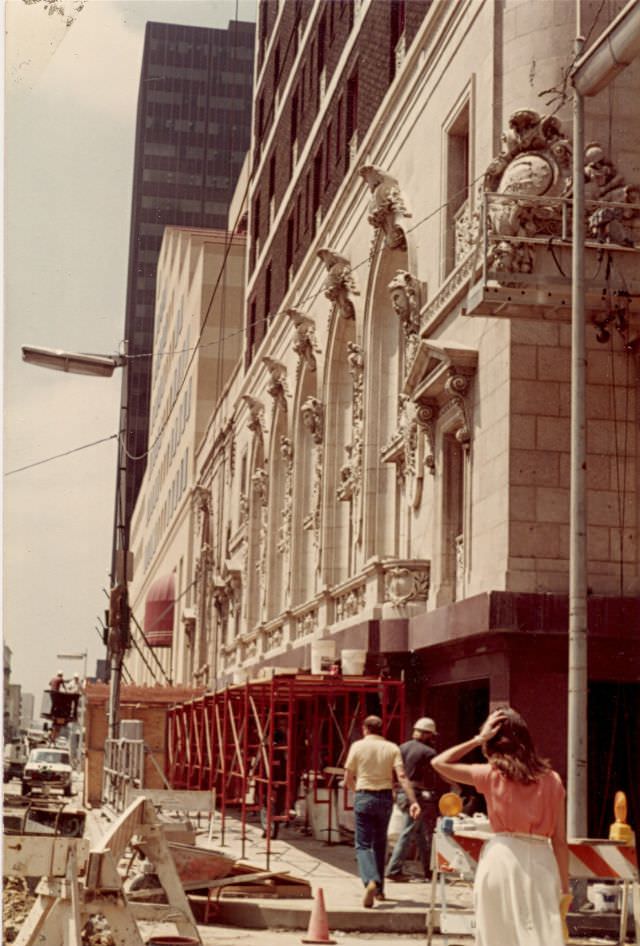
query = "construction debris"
xmin=3 ymin=877 xmax=35 ymax=943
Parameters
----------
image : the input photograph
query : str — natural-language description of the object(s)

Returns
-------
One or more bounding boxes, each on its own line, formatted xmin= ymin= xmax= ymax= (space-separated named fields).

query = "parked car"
xmin=3 ymin=740 xmax=29 ymax=782
xmin=22 ymin=748 xmax=73 ymax=796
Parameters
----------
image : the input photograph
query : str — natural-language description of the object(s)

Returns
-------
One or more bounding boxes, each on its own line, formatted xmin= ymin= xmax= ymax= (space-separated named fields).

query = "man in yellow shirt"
xmin=344 ymin=715 xmax=420 ymax=907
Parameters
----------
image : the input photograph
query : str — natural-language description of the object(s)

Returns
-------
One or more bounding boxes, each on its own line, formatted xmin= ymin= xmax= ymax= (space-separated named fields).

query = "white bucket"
xmin=341 ymin=649 xmax=367 ymax=675
xmin=311 ymin=639 xmax=336 ymax=674
xmin=588 ymin=882 xmax=619 ymax=913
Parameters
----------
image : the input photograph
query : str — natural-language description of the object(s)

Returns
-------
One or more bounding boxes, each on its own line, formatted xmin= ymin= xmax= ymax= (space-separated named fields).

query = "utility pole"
xmin=568 ymin=9 xmax=588 ymax=840
xmin=567 ymin=0 xmax=640 ymax=840
xmin=108 ymin=342 xmax=131 ymax=743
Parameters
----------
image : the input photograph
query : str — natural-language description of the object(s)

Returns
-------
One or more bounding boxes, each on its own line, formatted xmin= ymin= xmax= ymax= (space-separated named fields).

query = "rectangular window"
xmin=312 ymin=146 xmax=323 ymax=232
xmin=286 ymin=214 xmax=294 ymax=285
xmin=274 ymin=44 xmax=281 ymax=89
xmin=268 ymin=154 xmax=276 ymax=201
xmin=251 ymin=195 xmax=261 ymax=269
xmin=290 ymin=89 xmax=299 ymax=171
xmin=318 ymin=12 xmax=326 ymax=72
xmin=336 ymin=97 xmax=343 ymax=164
xmin=346 ymin=70 xmax=358 ymax=164
xmin=390 ymin=0 xmax=406 ymax=81
xmin=265 ymin=261 xmax=272 ymax=323
xmin=445 ymin=101 xmax=470 ymax=274
xmin=296 ymin=193 xmax=302 ymax=247
xmin=325 ymin=122 xmax=332 ymax=187
xmin=304 ymin=171 xmax=311 ymax=232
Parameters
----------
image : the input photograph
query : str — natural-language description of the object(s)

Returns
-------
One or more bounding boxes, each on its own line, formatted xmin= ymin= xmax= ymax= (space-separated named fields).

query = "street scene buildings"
xmin=5 ymin=1 xmax=640 ymax=944
xmin=123 ymin=0 xmax=640 ymax=839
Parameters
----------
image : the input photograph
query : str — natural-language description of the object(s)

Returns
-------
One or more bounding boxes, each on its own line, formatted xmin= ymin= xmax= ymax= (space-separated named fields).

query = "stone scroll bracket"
xmin=388 ymin=269 xmax=428 ymax=379
xmin=416 ymin=399 xmax=438 ymax=475
xmin=403 ymin=340 xmax=477 ymax=462
xmin=242 ymin=395 xmax=265 ymax=436
xmin=301 ymin=396 xmax=324 ymax=445
xmin=262 ymin=356 xmax=289 ymax=415
xmin=286 ymin=308 xmax=321 ymax=376
xmin=359 ymin=165 xmax=412 ymax=252
xmin=317 ymin=247 xmax=359 ymax=322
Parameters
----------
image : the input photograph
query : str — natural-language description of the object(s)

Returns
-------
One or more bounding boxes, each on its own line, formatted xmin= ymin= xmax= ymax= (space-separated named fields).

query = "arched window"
xmin=266 ymin=408 xmax=290 ymax=617
xmin=321 ymin=317 xmax=357 ymax=587
xmin=292 ymin=370 xmax=322 ymax=606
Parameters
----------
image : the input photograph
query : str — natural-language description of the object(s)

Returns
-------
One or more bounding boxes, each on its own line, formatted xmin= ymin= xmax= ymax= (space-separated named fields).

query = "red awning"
xmin=144 ymin=573 xmax=175 ymax=647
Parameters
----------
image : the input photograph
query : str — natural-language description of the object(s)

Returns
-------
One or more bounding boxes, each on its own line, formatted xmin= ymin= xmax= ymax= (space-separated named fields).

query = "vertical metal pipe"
xmin=568 ymin=7 xmax=588 ymax=839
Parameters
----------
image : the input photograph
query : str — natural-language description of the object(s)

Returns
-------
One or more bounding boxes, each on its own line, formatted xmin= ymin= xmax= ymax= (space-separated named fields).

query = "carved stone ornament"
xmin=388 ymin=270 xmax=423 ymax=337
xmin=252 ymin=466 xmax=269 ymax=505
xmin=583 ymin=142 xmax=640 ymax=245
xmin=286 ymin=308 xmax=321 ymax=373
xmin=242 ymin=395 xmax=265 ymax=434
xmin=484 ymin=110 xmax=640 ymax=275
xmin=335 ymin=584 xmax=365 ymax=621
xmin=192 ymin=484 xmax=211 ymax=524
xmin=359 ymin=165 xmax=411 ymax=251
xmin=303 ymin=446 xmax=323 ymax=560
xmin=416 ymin=400 xmax=437 ymax=475
xmin=381 ymin=394 xmax=434 ymax=508
xmin=384 ymin=565 xmax=431 ymax=606
xmin=317 ymin=247 xmax=359 ymax=321
xmin=277 ymin=436 xmax=294 ymax=556
xmin=403 ymin=341 xmax=477 ymax=453
xmin=443 ymin=371 xmax=473 ymax=448
xmin=301 ymin=396 xmax=324 ymax=444
xmin=262 ymin=357 xmax=289 ymax=414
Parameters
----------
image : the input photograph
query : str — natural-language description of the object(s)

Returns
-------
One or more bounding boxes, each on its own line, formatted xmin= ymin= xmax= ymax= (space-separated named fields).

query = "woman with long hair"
xmin=431 ymin=707 xmax=570 ymax=946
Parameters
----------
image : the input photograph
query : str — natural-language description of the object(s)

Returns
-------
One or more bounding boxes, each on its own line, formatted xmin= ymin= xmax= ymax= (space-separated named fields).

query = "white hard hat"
xmin=57 ymin=670 xmax=64 ymax=677
xmin=413 ymin=717 xmax=437 ymax=735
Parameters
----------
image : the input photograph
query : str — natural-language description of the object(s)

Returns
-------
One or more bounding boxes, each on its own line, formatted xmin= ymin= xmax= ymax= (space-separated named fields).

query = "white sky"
xmin=3 ymin=0 xmax=256 ymax=707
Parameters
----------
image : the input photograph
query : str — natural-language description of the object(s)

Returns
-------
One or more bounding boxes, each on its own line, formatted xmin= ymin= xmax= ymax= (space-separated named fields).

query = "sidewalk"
xmin=193 ymin=812 xmax=450 ymax=933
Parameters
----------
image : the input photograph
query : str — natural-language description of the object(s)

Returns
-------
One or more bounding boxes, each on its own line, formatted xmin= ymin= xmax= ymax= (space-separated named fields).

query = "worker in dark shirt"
xmin=48 ymin=671 xmax=66 ymax=718
xmin=386 ymin=717 xmax=443 ymax=881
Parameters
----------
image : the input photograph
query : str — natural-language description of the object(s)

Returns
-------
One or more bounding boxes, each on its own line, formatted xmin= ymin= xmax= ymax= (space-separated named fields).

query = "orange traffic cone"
xmin=301 ymin=887 xmax=336 ymax=944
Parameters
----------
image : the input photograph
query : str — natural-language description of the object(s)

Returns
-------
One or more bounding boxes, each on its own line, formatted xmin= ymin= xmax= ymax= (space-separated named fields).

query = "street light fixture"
xmin=22 ymin=341 xmax=131 ymax=750
xmin=22 ymin=345 xmax=126 ymax=378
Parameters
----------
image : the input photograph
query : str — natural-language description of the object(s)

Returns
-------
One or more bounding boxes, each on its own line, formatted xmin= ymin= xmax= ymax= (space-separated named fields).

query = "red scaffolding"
xmin=166 ymin=674 xmax=405 ymax=866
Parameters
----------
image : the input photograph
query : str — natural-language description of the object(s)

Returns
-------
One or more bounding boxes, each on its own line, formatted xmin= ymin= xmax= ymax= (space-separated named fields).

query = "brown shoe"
xmin=386 ymin=872 xmax=410 ymax=882
xmin=363 ymin=880 xmax=377 ymax=908
xmin=374 ymin=891 xmax=386 ymax=901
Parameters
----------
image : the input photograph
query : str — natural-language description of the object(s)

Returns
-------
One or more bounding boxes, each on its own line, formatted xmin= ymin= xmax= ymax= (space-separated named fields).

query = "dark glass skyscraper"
xmin=121 ymin=19 xmax=254 ymax=533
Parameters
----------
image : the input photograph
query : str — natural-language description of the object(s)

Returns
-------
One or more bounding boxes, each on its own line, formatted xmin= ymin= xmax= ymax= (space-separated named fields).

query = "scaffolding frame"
xmin=166 ymin=674 xmax=405 ymax=867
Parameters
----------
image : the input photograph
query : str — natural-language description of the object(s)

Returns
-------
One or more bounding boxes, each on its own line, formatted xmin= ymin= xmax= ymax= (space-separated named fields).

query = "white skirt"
xmin=474 ymin=834 xmax=564 ymax=946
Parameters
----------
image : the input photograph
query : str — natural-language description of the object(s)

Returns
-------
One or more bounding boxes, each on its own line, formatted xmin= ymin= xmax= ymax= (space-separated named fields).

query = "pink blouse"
xmin=471 ymin=764 xmax=565 ymax=837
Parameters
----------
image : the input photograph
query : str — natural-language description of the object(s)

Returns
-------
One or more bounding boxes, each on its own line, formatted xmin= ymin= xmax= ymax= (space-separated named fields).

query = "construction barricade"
xmin=426 ymin=815 xmax=640 ymax=946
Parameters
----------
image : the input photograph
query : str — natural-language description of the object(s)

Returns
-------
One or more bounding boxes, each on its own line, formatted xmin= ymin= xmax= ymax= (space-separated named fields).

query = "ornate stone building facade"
xmin=127 ymin=1 xmax=640 ymax=833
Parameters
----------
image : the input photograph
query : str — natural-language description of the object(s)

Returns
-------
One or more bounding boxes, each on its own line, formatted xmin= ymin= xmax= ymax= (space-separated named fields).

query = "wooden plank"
xmin=181 ymin=870 xmax=280 ymax=891
xmin=94 ymin=796 xmax=145 ymax=860
xmin=128 ymin=902 xmax=193 ymax=924
xmin=3 ymin=837 xmax=89 ymax=878
xmin=125 ymin=787 xmax=215 ymax=812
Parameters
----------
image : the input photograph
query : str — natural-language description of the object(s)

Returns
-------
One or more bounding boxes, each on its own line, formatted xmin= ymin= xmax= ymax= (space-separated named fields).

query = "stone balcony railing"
xmin=222 ymin=557 xmax=431 ymax=682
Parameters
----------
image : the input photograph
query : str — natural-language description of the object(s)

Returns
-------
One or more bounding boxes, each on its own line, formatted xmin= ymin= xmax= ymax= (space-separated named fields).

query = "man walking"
xmin=386 ymin=716 xmax=443 ymax=882
xmin=344 ymin=715 xmax=420 ymax=907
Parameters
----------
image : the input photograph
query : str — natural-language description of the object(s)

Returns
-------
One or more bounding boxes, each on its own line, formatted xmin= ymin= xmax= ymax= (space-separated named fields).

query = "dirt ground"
xmin=3 ymin=877 xmax=35 ymax=943
xmin=2 ymin=878 xmax=118 ymax=945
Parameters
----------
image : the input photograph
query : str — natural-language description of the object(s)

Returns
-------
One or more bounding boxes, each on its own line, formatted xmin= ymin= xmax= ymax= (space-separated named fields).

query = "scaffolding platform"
xmin=166 ymin=673 xmax=405 ymax=868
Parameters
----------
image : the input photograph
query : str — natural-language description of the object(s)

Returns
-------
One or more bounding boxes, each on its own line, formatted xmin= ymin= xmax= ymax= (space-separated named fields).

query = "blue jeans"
xmin=386 ymin=791 xmax=437 ymax=878
xmin=354 ymin=790 xmax=393 ymax=892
